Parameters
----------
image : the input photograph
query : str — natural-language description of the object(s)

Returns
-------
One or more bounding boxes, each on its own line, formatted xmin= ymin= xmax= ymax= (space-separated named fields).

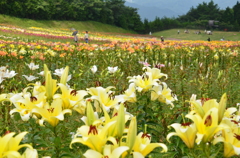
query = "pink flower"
xmin=139 ymin=59 xmax=151 ymax=67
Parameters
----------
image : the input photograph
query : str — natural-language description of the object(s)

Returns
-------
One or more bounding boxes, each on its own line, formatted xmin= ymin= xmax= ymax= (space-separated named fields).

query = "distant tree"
xmin=99 ymin=4 xmax=114 ymax=24
xmin=176 ymin=0 xmax=224 ymax=29
xmin=143 ymin=19 xmax=151 ymax=34
xmin=150 ymin=17 xmax=163 ymax=32
xmin=233 ymin=1 xmax=240 ymax=26
xmin=221 ymin=7 xmax=234 ymax=24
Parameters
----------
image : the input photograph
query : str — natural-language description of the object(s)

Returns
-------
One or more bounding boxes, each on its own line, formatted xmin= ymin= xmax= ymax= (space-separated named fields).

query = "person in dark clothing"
xmin=160 ymin=36 xmax=164 ymax=42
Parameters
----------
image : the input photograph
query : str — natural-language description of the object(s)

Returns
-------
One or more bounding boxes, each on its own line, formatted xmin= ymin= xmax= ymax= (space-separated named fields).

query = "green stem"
xmin=202 ymin=142 xmax=210 ymax=158
xmin=53 ymin=126 xmax=60 ymax=158
xmin=189 ymin=148 xmax=198 ymax=158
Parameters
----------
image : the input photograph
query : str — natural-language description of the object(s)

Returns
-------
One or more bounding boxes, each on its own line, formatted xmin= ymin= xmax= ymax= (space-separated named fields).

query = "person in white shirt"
xmin=84 ymin=31 xmax=89 ymax=43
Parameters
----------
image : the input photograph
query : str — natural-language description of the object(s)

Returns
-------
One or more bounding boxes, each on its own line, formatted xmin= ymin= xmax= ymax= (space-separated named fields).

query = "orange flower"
xmin=0 ymin=51 xmax=7 ymax=56
xmin=60 ymin=53 xmax=66 ymax=57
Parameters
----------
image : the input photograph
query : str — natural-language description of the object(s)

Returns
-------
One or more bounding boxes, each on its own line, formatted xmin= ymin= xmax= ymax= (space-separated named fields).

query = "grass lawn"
xmin=153 ymin=28 xmax=240 ymax=41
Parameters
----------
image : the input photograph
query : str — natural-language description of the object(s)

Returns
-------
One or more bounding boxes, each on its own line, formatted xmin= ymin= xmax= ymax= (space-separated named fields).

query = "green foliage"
xmin=177 ymin=0 xmax=240 ymax=31
xmin=0 ymin=0 xmax=144 ymax=33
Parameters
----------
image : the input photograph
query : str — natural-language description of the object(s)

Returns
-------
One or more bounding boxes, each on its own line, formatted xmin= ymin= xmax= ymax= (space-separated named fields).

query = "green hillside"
xmin=0 ymin=14 xmax=239 ymax=41
xmin=0 ymin=14 xmax=135 ymax=34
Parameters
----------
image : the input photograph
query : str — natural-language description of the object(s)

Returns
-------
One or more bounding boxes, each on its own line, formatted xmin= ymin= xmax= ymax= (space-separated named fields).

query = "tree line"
xmin=0 ymin=0 xmax=239 ymax=33
xmin=0 ymin=0 xmax=143 ymax=32
xmin=144 ymin=1 xmax=240 ymax=33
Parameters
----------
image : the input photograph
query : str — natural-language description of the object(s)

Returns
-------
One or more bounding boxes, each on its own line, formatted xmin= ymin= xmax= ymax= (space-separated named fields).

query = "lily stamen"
xmin=204 ymin=114 xmax=212 ymax=127
xmin=47 ymin=108 xmax=54 ymax=113
xmin=113 ymin=112 xmax=118 ymax=117
xmin=30 ymin=96 xmax=37 ymax=102
xmin=234 ymin=133 xmax=240 ymax=140
xmin=231 ymin=120 xmax=239 ymax=124
xmin=70 ymin=90 xmax=77 ymax=96
xmin=141 ymin=133 xmax=151 ymax=140
xmin=181 ymin=122 xmax=191 ymax=126
xmin=88 ymin=125 xmax=98 ymax=135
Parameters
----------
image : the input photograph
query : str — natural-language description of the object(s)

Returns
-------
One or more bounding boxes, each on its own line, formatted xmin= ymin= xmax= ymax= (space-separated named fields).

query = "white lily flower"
xmin=53 ymin=68 xmax=65 ymax=77
xmin=21 ymin=148 xmax=38 ymax=158
xmin=0 ymin=66 xmax=7 ymax=72
xmin=37 ymin=71 xmax=44 ymax=76
xmin=91 ymin=65 xmax=97 ymax=74
xmin=0 ymin=77 xmax=4 ymax=84
xmin=53 ymin=68 xmax=71 ymax=82
xmin=22 ymin=75 xmax=38 ymax=81
xmin=108 ymin=66 xmax=118 ymax=73
xmin=27 ymin=62 xmax=39 ymax=70
xmin=4 ymin=70 xmax=18 ymax=78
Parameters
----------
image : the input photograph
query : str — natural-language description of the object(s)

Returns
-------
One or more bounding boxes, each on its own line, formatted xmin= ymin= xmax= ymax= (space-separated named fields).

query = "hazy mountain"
xmin=125 ymin=0 xmax=239 ymax=21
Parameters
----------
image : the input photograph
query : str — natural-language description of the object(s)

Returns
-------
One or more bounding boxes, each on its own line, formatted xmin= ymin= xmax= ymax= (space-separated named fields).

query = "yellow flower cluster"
xmin=0 ymin=132 xmax=37 ymax=158
xmin=167 ymin=93 xmax=240 ymax=157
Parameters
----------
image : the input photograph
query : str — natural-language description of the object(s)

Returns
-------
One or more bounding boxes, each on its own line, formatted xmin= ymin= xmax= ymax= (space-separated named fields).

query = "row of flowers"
xmin=0 ymin=63 xmax=176 ymax=157
xmin=1 ymin=63 xmax=240 ymax=157
xmin=1 ymin=24 xmax=240 ymax=157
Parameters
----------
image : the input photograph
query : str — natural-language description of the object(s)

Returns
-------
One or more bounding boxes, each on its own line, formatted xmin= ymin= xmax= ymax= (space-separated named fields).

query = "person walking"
xmin=72 ymin=30 xmax=78 ymax=43
xmin=84 ymin=31 xmax=89 ymax=43
xmin=74 ymin=34 xmax=78 ymax=43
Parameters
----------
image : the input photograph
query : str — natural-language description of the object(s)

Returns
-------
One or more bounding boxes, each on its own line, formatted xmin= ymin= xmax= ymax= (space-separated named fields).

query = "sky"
xmin=125 ymin=0 xmax=239 ymax=21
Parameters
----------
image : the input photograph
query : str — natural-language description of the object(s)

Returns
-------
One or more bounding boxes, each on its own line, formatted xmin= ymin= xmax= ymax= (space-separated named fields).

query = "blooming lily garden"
xmin=1 ymin=25 xmax=240 ymax=158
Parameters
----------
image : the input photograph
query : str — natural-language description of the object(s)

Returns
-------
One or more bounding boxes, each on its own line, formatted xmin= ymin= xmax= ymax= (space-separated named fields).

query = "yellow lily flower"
xmin=0 ymin=132 xmax=33 ymax=158
xmin=70 ymin=121 xmax=115 ymax=153
xmin=189 ymin=99 xmax=219 ymax=119
xmin=186 ymin=107 xmax=229 ymax=144
xmin=59 ymin=66 xmax=69 ymax=85
xmin=73 ymin=99 xmax=87 ymax=115
xmin=87 ymin=86 xmax=114 ymax=97
xmin=213 ymin=127 xmax=240 ymax=157
xmin=123 ymin=83 xmax=137 ymax=103
xmin=143 ymin=66 xmax=168 ymax=80
xmin=44 ymin=65 xmax=58 ymax=101
xmin=167 ymin=122 xmax=197 ymax=148
xmin=132 ymin=132 xmax=168 ymax=156
xmin=189 ymin=93 xmax=229 ymax=122
xmin=103 ymin=103 xmax=130 ymax=139
xmin=32 ymin=98 xmax=72 ymax=126
xmin=128 ymin=72 xmax=159 ymax=92
xmin=55 ymin=83 xmax=88 ymax=109
xmin=0 ymin=93 xmax=8 ymax=101
xmin=83 ymin=145 xmax=129 ymax=158
xmin=85 ymin=100 xmax=102 ymax=126
xmin=218 ymin=93 xmax=227 ymax=122
xmin=31 ymin=81 xmax=46 ymax=95
xmin=151 ymin=82 xmax=177 ymax=107
xmin=126 ymin=117 xmax=137 ymax=151
xmin=88 ymin=86 xmax=125 ymax=111
xmin=10 ymin=92 xmax=39 ymax=121
xmin=132 ymin=152 xmax=145 ymax=158
xmin=224 ymin=107 xmax=237 ymax=119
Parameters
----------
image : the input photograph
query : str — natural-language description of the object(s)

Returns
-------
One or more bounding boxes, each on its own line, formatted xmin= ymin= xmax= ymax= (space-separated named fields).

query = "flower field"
xmin=1 ymin=25 xmax=240 ymax=158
